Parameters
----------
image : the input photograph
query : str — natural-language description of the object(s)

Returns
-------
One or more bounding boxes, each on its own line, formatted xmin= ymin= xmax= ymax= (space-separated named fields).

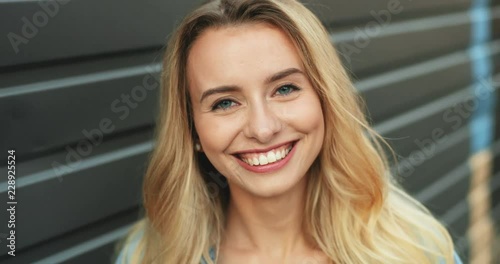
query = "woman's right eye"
xmin=211 ymin=99 xmax=237 ymax=111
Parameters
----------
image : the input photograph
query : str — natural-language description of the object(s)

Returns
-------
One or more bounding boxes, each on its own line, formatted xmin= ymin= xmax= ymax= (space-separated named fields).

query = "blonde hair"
xmin=115 ymin=0 xmax=455 ymax=263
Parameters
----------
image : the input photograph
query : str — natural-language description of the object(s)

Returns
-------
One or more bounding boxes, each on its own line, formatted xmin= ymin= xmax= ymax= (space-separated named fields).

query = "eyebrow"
xmin=199 ymin=67 xmax=304 ymax=103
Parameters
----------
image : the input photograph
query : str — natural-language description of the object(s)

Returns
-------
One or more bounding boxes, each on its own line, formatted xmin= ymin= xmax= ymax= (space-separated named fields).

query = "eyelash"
xmin=210 ymin=84 xmax=301 ymax=111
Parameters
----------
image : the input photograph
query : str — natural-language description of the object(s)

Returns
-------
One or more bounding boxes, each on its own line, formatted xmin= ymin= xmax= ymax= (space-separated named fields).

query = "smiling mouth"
xmin=234 ymin=141 xmax=297 ymax=166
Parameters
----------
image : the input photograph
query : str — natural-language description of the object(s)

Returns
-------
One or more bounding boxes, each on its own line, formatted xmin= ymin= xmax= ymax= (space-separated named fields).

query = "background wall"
xmin=0 ymin=0 xmax=498 ymax=263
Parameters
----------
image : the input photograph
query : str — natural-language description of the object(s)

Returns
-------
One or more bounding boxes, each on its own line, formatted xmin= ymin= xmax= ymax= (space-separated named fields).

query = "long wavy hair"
xmin=115 ymin=0 xmax=455 ymax=263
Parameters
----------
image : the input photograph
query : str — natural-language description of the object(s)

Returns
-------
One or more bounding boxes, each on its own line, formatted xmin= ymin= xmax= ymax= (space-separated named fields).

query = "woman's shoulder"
xmin=114 ymin=222 xmax=146 ymax=264
xmin=115 ymin=236 xmax=141 ymax=264
xmin=452 ymin=251 xmax=463 ymax=264
xmin=389 ymin=189 xmax=463 ymax=263
xmin=114 ymin=221 xmax=216 ymax=264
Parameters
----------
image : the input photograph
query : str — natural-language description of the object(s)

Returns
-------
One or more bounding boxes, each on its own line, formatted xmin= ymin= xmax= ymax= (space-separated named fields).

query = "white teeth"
xmin=239 ymin=142 xmax=296 ymax=166
xmin=267 ymin=152 xmax=276 ymax=162
xmin=259 ymin=155 xmax=268 ymax=165
xmin=276 ymin=150 xmax=282 ymax=160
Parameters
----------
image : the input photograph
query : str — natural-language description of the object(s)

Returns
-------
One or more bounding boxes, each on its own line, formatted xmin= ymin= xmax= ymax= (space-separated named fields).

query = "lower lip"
xmin=233 ymin=141 xmax=298 ymax=174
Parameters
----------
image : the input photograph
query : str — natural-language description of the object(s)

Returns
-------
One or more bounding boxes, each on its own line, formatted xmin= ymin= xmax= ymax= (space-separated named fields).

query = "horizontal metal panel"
xmin=1 ymin=50 xmax=160 ymax=159
xmin=375 ymin=87 xmax=474 ymax=158
xmin=0 ymin=130 xmax=151 ymax=252
xmin=1 ymin=0 xmax=497 ymax=262
xmin=492 ymin=171 xmax=500 ymax=207
xmin=62 ymin=242 xmax=118 ymax=264
xmin=333 ymin=8 xmax=500 ymax=77
xmin=397 ymin=127 xmax=470 ymax=194
xmin=492 ymin=143 xmax=500 ymax=204
xmin=0 ymin=0 xmax=198 ymax=68
xmin=443 ymin=199 xmax=470 ymax=239
xmin=306 ymin=0 xmax=471 ymax=26
xmin=419 ymin=165 xmax=471 ymax=217
xmin=495 ymin=139 xmax=500 ymax=165
xmin=359 ymin=50 xmax=469 ymax=123
xmin=0 ymin=208 xmax=140 ymax=263
xmin=0 ymin=0 xmax=474 ymax=69
xmin=496 ymin=99 xmax=500 ymax=142
xmin=493 ymin=184 xmax=500 ymax=220
xmin=0 ymin=49 xmax=160 ymax=88
xmin=359 ymin=42 xmax=500 ymax=123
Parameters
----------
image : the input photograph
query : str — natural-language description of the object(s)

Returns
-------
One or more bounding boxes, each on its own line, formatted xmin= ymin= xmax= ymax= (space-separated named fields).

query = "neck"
xmin=221 ymin=175 xmax=315 ymax=259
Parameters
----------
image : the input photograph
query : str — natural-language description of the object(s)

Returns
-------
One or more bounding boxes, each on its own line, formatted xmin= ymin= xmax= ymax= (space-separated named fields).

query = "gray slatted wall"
xmin=0 ymin=0 xmax=498 ymax=263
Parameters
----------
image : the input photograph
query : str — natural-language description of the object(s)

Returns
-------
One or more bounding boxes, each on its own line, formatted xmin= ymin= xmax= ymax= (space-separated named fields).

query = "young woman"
xmin=115 ymin=0 xmax=463 ymax=263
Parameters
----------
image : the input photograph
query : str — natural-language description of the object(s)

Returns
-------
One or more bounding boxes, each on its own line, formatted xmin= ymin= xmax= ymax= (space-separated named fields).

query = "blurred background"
xmin=0 ymin=0 xmax=499 ymax=263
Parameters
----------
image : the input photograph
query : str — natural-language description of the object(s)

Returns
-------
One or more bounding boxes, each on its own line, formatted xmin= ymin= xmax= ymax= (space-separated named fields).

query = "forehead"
xmin=186 ymin=23 xmax=304 ymax=91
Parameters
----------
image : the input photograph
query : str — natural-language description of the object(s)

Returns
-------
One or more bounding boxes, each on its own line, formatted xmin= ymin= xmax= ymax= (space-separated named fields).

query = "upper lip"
xmin=231 ymin=140 xmax=297 ymax=155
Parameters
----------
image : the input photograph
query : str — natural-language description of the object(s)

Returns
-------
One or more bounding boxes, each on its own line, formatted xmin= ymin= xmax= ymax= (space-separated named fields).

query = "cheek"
xmin=195 ymin=115 xmax=240 ymax=152
xmin=283 ymin=94 xmax=324 ymax=133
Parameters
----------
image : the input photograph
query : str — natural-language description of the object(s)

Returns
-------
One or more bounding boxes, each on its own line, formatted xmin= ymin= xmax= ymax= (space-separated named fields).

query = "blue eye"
xmin=275 ymin=84 xmax=300 ymax=96
xmin=212 ymin=99 xmax=237 ymax=111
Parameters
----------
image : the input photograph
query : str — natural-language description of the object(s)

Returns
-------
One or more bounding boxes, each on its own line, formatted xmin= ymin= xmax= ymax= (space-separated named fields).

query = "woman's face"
xmin=187 ymin=23 xmax=325 ymax=197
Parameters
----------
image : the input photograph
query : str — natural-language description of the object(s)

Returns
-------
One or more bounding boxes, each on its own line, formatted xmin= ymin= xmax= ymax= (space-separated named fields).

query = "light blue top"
xmin=199 ymin=248 xmax=463 ymax=264
xmin=115 ymin=238 xmax=463 ymax=263
xmin=453 ymin=252 xmax=463 ymax=264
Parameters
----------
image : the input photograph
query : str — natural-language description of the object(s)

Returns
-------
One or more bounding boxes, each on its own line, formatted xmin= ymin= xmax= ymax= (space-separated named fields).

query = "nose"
xmin=243 ymin=101 xmax=282 ymax=143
